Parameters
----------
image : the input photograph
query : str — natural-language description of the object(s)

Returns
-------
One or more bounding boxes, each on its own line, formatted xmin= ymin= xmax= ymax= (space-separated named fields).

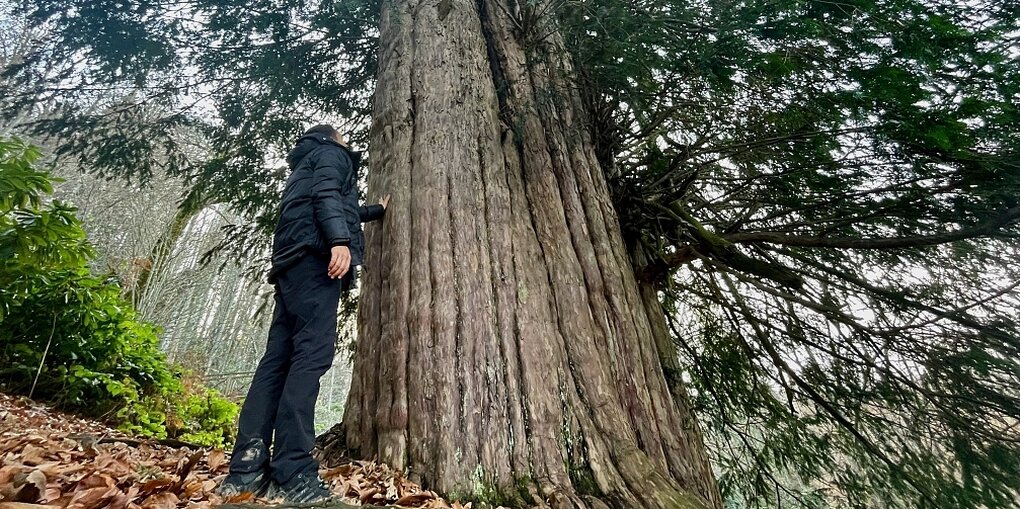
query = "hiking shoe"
xmin=273 ymin=471 xmax=334 ymax=505
xmin=215 ymin=469 xmax=273 ymax=498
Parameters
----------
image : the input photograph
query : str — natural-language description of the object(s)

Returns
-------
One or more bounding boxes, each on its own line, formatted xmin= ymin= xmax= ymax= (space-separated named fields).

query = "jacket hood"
xmin=285 ymin=135 xmax=324 ymax=168
xmin=285 ymin=134 xmax=362 ymax=169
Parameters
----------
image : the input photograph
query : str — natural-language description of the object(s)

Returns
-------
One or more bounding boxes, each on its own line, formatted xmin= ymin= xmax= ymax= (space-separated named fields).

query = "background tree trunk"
xmin=337 ymin=0 xmax=722 ymax=507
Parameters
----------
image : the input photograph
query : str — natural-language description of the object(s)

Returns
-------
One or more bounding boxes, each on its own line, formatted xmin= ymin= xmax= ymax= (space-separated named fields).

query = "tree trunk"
xmin=336 ymin=0 xmax=722 ymax=507
xmin=130 ymin=203 xmax=198 ymax=308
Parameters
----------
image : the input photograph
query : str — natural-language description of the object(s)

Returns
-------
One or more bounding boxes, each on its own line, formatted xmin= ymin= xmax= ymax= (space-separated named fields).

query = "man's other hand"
xmin=328 ymin=245 xmax=351 ymax=279
xmin=380 ymin=194 xmax=391 ymax=210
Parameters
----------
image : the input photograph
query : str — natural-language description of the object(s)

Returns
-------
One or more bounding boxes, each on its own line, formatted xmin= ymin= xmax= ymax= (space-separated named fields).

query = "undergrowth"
xmin=0 ymin=137 xmax=237 ymax=447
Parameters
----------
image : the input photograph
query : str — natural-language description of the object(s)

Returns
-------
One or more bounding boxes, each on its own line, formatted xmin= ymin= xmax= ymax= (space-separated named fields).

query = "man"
xmin=217 ymin=124 xmax=387 ymax=503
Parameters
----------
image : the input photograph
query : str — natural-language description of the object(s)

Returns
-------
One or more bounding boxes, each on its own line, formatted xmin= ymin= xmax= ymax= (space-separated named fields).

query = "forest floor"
xmin=0 ymin=392 xmax=473 ymax=509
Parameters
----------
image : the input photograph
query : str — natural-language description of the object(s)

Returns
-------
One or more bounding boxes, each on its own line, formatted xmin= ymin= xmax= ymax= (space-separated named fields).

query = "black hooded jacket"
xmin=269 ymin=133 xmax=384 ymax=282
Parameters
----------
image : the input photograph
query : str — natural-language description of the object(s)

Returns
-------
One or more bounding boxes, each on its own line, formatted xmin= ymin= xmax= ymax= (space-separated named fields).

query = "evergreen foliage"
xmin=558 ymin=1 xmax=1020 ymax=506
xmin=0 ymin=137 xmax=238 ymax=447
xmin=1 ymin=0 xmax=1018 ymax=506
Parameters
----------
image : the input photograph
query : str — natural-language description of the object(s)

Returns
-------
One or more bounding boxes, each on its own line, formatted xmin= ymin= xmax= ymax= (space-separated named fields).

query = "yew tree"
xmin=3 ymin=0 xmax=1019 ymax=508
xmin=333 ymin=0 xmax=722 ymax=506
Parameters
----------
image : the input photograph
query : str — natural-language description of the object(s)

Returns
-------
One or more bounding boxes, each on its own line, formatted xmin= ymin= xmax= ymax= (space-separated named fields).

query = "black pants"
xmin=229 ymin=252 xmax=341 ymax=484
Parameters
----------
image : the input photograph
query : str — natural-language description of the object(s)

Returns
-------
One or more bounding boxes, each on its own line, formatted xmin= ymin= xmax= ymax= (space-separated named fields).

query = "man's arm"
xmin=311 ymin=149 xmax=353 ymax=279
xmin=358 ymin=204 xmax=385 ymax=222
xmin=311 ymin=148 xmax=353 ymax=247
xmin=358 ymin=194 xmax=390 ymax=222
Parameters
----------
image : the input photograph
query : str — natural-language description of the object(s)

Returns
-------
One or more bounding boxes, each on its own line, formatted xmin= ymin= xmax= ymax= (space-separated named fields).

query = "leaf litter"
xmin=0 ymin=393 xmax=488 ymax=509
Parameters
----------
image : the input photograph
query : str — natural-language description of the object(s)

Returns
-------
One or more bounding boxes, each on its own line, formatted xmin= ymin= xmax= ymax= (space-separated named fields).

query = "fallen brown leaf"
xmin=223 ymin=492 xmax=254 ymax=504
xmin=106 ymin=490 xmax=133 ymax=509
xmin=170 ymin=451 xmax=204 ymax=493
xmin=138 ymin=478 xmax=174 ymax=496
xmin=19 ymin=445 xmax=46 ymax=465
xmin=206 ymin=449 xmax=226 ymax=473
xmin=140 ymin=492 xmax=178 ymax=509
xmin=64 ymin=486 xmax=116 ymax=509
xmin=0 ymin=391 xmax=458 ymax=509
xmin=183 ymin=480 xmax=205 ymax=500
xmin=10 ymin=470 xmax=47 ymax=503
xmin=395 ymin=492 xmax=437 ymax=506
xmin=0 ymin=465 xmax=19 ymax=485
xmin=0 ymin=503 xmax=62 ymax=509
xmin=77 ymin=474 xmax=116 ymax=490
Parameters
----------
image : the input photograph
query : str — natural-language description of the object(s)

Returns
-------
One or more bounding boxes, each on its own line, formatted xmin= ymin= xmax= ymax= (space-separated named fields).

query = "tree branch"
xmin=724 ymin=205 xmax=1020 ymax=249
xmin=640 ymin=202 xmax=805 ymax=288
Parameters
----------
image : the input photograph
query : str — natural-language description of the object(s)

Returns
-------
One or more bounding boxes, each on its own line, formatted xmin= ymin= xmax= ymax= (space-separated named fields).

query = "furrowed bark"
xmin=334 ymin=0 xmax=723 ymax=507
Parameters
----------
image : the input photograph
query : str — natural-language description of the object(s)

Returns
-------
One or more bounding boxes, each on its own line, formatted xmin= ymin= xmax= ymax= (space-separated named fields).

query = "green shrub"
xmin=168 ymin=376 xmax=240 ymax=447
xmin=115 ymin=369 xmax=239 ymax=448
xmin=0 ymin=137 xmax=237 ymax=447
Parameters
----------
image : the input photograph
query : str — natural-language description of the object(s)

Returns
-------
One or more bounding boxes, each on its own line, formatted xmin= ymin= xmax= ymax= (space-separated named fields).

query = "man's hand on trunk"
xmin=328 ymin=245 xmax=351 ymax=279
